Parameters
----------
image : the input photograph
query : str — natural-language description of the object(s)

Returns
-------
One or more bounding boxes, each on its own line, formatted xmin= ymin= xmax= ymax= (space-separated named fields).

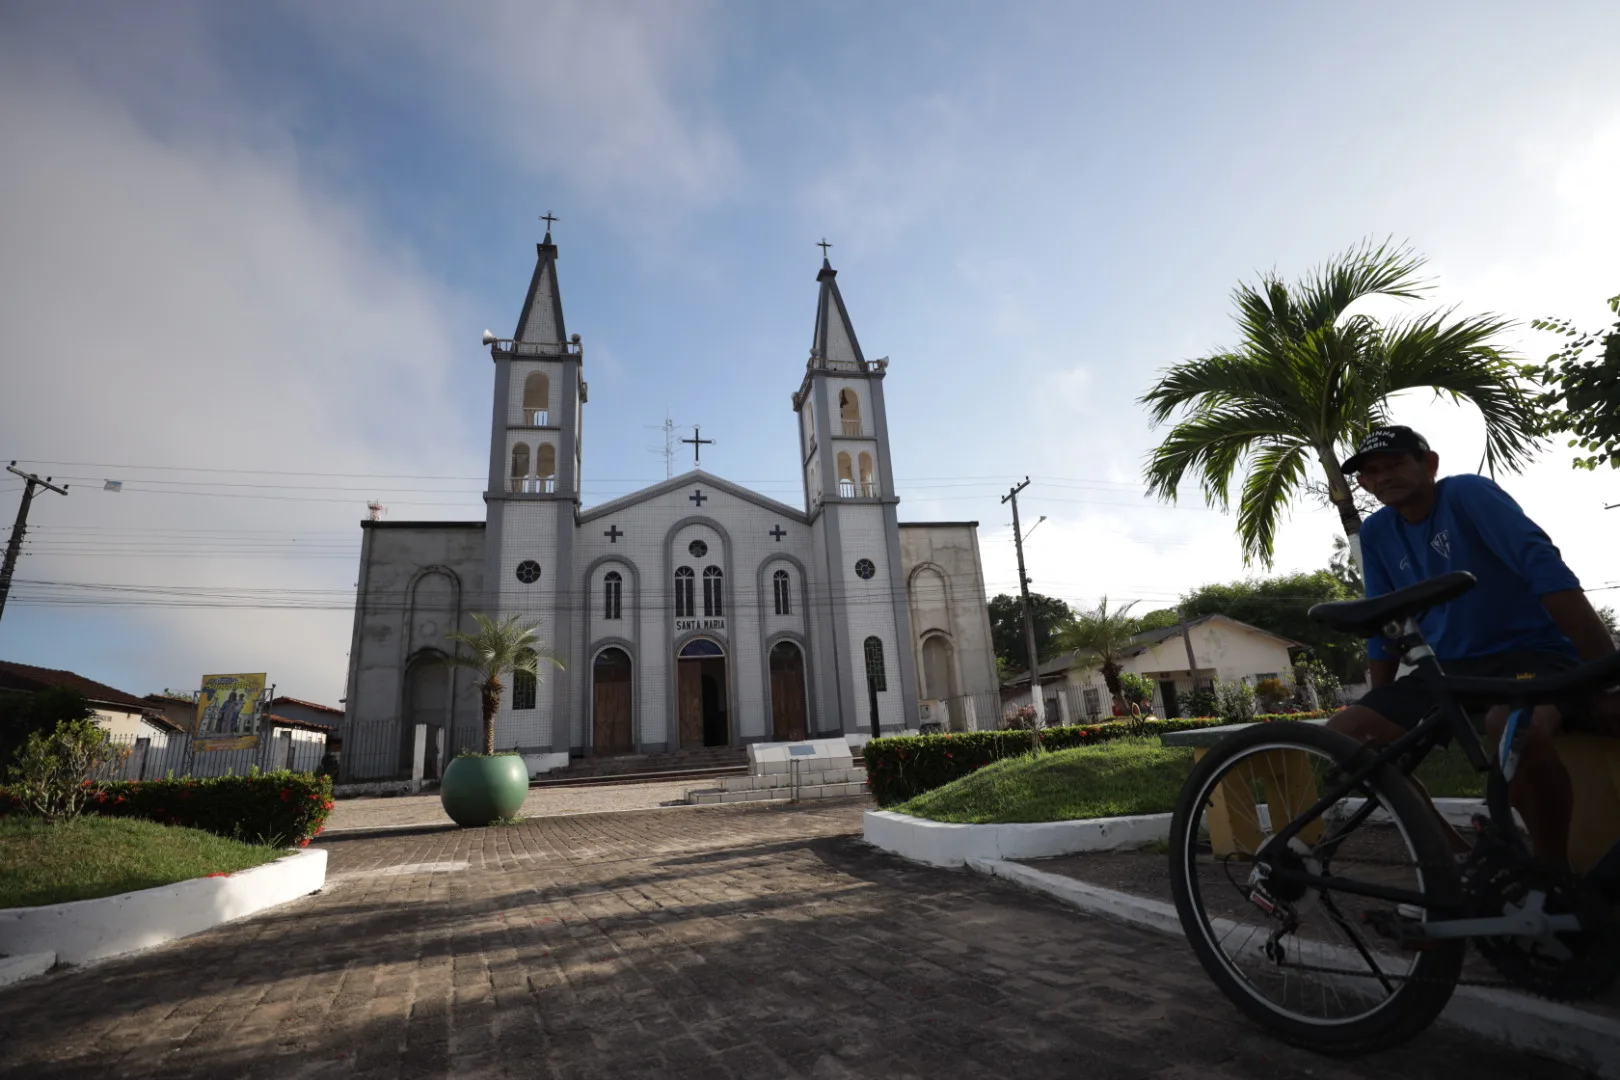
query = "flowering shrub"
xmin=0 ymin=770 xmax=333 ymax=847
xmin=4 ymin=719 xmax=130 ymax=822
xmin=863 ymin=712 xmax=1331 ymax=806
xmin=1000 ymin=704 xmax=1039 ymax=730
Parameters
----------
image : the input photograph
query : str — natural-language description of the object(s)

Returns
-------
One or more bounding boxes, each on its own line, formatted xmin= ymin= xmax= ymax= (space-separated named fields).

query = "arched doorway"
xmin=676 ymin=637 xmax=729 ymax=747
xmin=400 ymin=653 xmax=448 ymax=778
xmin=592 ymin=647 xmax=633 ymax=755
xmin=769 ymin=640 xmax=808 ymax=741
xmin=921 ymin=634 xmax=960 ymax=731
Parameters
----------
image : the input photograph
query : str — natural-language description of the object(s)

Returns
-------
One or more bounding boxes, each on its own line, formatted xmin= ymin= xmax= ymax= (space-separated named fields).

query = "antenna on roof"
xmin=367 ymin=501 xmax=387 ymax=521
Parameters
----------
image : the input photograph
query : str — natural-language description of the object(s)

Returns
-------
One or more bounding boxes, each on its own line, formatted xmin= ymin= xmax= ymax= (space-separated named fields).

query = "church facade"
xmin=340 ymin=233 xmax=998 ymax=781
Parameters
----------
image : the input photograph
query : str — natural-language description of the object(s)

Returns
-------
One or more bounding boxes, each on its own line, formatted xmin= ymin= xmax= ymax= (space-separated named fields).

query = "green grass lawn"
xmin=0 ymin=815 xmax=286 ymax=908
xmin=894 ymin=737 xmax=1487 ymax=825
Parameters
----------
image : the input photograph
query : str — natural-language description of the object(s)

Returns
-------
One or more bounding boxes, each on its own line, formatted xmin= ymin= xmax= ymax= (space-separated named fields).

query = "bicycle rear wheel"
xmin=1168 ymin=722 xmax=1464 ymax=1054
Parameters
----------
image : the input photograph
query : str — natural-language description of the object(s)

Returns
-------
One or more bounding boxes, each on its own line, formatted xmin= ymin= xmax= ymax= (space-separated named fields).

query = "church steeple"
xmin=513 ymin=231 xmax=568 ymax=346
xmin=809 ymin=251 xmax=866 ymax=368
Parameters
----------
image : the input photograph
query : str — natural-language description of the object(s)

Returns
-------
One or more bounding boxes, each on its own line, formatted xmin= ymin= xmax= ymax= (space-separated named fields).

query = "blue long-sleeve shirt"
xmin=1359 ymin=474 xmax=1580 ymax=662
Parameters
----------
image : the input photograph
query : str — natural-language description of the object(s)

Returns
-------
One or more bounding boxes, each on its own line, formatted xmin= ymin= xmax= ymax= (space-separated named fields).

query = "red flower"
xmin=322 ymin=801 xmax=335 ymax=810
xmin=298 ymin=838 xmax=311 ymax=847
xmin=205 ymin=872 xmax=231 ymax=878
xmin=279 ymin=789 xmax=291 ymax=802
xmin=945 ymin=752 xmax=954 ymax=759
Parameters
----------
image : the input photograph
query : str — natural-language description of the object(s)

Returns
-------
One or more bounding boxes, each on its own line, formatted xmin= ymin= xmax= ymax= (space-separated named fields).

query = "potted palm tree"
xmin=437 ymin=613 xmax=563 ymax=827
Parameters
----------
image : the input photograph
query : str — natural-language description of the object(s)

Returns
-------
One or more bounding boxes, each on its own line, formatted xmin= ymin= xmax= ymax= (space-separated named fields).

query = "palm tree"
xmin=442 ymin=613 xmax=564 ymax=755
xmin=1140 ymin=239 xmax=1541 ymax=567
xmin=1056 ymin=597 xmax=1141 ymax=713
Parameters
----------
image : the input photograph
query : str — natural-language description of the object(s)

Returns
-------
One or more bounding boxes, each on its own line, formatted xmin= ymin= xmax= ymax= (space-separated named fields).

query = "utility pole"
xmin=1178 ymin=603 xmax=1200 ymax=697
xmin=0 ymin=462 xmax=69 ymax=625
xmin=1002 ymin=477 xmax=1045 ymax=728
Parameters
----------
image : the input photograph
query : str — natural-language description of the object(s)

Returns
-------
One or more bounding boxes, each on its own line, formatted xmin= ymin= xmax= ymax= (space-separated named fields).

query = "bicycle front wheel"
xmin=1168 ymin=722 xmax=1464 ymax=1055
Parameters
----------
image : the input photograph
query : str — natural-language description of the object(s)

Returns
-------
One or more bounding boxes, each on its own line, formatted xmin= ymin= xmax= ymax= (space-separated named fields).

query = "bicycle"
xmin=1167 ymin=569 xmax=1620 ymax=1054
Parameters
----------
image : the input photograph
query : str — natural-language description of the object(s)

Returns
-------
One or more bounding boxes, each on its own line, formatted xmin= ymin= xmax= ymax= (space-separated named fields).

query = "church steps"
xmin=530 ymin=747 xmax=749 ymax=786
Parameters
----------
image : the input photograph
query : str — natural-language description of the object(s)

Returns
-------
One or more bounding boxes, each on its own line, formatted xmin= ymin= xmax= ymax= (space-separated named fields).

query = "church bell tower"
xmin=482 ymin=225 xmax=583 ymax=754
xmin=791 ymin=250 xmax=919 ymax=735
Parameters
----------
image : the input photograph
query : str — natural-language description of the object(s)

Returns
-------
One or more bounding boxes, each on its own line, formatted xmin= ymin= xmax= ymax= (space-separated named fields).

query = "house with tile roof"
xmin=1001 ymin=614 xmax=1301 ymax=722
xmin=0 ymin=660 xmax=181 ymax=743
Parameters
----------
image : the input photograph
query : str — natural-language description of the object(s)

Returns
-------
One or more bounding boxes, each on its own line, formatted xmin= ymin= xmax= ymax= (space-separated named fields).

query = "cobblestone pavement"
xmin=326 ymin=779 xmax=702 ymax=832
xmin=0 ymin=802 xmax=1588 ymax=1080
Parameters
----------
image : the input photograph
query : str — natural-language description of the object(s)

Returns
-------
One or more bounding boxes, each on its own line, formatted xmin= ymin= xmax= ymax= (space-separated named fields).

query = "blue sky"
xmin=1 ymin=1 xmax=1617 ymax=704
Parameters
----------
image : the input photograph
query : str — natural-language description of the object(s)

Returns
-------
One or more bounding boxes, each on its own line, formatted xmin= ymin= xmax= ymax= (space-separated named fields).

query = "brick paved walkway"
xmin=0 ymin=802 xmax=1587 ymax=1079
xmin=326 ymin=779 xmax=701 ymax=832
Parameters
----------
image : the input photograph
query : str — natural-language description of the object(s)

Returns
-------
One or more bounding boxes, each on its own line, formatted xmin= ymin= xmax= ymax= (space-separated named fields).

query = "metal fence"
xmin=339 ymin=720 xmax=485 ymax=783
xmin=94 ymin=730 xmax=329 ymax=781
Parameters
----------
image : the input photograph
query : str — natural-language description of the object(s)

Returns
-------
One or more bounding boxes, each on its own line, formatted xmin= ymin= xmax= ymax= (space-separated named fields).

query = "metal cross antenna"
xmin=1 ymin=461 xmax=70 ymax=625
xmin=680 ymin=425 xmax=715 ymax=467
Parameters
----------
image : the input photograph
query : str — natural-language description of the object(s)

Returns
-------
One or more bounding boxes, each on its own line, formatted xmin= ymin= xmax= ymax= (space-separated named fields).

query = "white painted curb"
xmin=0 ymin=848 xmax=327 ymax=968
xmin=0 ymin=951 xmax=56 ymax=988
xmin=863 ymin=809 xmax=1171 ymax=867
xmin=969 ymin=857 xmax=1620 ymax=1080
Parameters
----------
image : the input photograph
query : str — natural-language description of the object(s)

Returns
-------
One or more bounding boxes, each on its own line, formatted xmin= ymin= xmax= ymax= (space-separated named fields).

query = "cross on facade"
xmin=817 ymin=238 xmax=832 ymax=257
xmin=769 ymin=525 xmax=787 ymax=541
xmin=689 ymin=489 xmax=707 ymax=506
xmin=680 ymin=425 xmax=714 ymax=466
xmin=604 ymin=524 xmax=622 ymax=543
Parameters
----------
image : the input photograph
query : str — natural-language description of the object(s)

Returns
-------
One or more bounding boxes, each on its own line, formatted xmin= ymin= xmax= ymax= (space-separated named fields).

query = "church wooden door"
xmin=769 ymin=641 xmax=808 ymax=742
xmin=592 ymin=648 xmax=633 ymax=755
xmin=677 ymin=659 xmax=704 ymax=748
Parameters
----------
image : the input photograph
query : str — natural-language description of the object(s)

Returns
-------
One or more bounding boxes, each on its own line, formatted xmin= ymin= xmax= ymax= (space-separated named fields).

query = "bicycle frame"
xmin=1251 ymin=616 xmax=1525 ymax=912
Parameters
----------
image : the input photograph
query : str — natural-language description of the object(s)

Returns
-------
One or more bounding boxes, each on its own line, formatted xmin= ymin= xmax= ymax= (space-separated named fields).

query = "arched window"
xmin=863 ymin=636 xmax=886 ymax=691
xmin=703 ymin=566 xmax=724 ymax=617
xmin=858 ymin=452 xmax=876 ymax=497
xmin=603 ymin=570 xmax=622 ymax=620
xmin=674 ymin=567 xmax=695 ymax=618
xmin=536 ymin=444 xmax=556 ymax=494
xmin=510 ymin=443 xmax=530 ymax=493
xmin=523 ymin=371 xmax=549 ymax=426
xmin=512 ymin=647 xmax=537 ymax=710
xmin=837 ymin=452 xmax=855 ymax=497
xmin=839 ymin=388 xmax=862 ymax=435
xmin=773 ymin=569 xmax=791 ymax=616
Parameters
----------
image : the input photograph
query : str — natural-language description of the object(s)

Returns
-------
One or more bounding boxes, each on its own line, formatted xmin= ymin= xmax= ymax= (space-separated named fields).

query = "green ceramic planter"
xmin=440 ymin=753 xmax=529 ymax=827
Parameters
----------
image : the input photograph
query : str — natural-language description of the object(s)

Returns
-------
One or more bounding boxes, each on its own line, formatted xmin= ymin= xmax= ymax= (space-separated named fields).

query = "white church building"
xmin=340 ymin=231 xmax=998 ymax=781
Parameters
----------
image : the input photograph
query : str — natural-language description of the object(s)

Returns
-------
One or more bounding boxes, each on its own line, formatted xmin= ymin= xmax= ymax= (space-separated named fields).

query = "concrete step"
xmin=686 ymin=781 xmax=869 ymax=805
xmin=536 ymin=747 xmax=748 ymax=784
xmin=720 ymin=767 xmax=866 ymax=792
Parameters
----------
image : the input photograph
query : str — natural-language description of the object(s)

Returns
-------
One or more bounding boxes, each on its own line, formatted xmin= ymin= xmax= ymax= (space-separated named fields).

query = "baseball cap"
xmin=1340 ymin=426 xmax=1431 ymax=474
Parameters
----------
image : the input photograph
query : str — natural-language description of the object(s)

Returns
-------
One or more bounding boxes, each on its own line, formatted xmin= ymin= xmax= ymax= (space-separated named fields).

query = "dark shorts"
xmin=1357 ymin=650 xmax=1584 ymax=741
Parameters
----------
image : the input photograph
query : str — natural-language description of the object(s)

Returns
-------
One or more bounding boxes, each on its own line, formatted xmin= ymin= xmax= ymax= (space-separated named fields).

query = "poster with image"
xmin=194 ymin=672 xmax=267 ymax=745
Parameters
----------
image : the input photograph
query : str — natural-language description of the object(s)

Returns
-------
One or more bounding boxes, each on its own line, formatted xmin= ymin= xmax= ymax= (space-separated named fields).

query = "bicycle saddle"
xmin=1307 ymin=571 xmax=1476 ymax=636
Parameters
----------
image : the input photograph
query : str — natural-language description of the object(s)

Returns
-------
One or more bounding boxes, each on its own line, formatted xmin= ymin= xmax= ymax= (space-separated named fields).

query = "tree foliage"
xmin=0 ymin=688 xmax=95 ymax=770
xmin=1528 ymin=293 xmax=1620 ymax=470
xmin=1056 ymin=596 xmax=1142 ymax=710
xmin=441 ymin=613 xmax=564 ymax=755
xmin=1136 ymin=608 xmax=1185 ymax=632
xmin=6 ymin=719 xmax=129 ymax=823
xmin=1180 ymin=570 xmax=1364 ymax=682
xmin=1141 ymin=238 xmax=1541 ymax=564
xmin=987 ymin=593 xmax=1075 ymax=675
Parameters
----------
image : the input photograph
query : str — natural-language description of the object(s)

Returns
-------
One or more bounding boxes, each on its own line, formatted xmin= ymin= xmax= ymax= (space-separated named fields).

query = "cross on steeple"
xmin=541 ymin=212 xmax=559 ymax=231
xmin=817 ymin=238 xmax=832 ymax=258
xmin=680 ymin=425 xmax=714 ymax=466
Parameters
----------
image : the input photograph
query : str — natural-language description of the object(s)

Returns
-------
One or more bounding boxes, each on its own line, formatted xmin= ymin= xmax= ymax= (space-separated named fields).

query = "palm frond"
xmin=1297 ymin=237 xmax=1430 ymax=328
xmin=1143 ymin=406 xmax=1304 ymax=508
xmin=1234 ymin=443 xmax=1309 ymax=566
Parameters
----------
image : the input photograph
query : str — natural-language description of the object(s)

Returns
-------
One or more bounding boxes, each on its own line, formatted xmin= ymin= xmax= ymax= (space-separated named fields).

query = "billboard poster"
xmin=194 ymin=673 xmax=267 ymax=746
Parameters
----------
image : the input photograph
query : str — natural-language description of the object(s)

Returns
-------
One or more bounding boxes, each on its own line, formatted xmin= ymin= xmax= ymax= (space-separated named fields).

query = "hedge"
xmin=0 ymin=771 xmax=334 ymax=848
xmin=862 ymin=713 xmax=1330 ymax=806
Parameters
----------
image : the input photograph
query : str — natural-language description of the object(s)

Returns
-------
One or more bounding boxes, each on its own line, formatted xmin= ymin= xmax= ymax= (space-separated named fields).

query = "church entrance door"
xmin=592 ymin=647 xmax=634 ymax=755
xmin=676 ymin=638 xmax=729 ymax=748
xmin=769 ymin=641 xmax=808 ymax=741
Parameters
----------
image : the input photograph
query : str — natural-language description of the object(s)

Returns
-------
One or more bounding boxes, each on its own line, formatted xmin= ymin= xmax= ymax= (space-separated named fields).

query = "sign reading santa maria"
xmin=195 ymin=672 xmax=267 ymax=750
xmin=674 ymin=618 xmax=726 ymax=632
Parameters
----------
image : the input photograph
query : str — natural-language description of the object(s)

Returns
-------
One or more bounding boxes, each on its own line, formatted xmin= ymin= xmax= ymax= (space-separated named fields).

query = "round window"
xmin=688 ymin=539 xmax=708 ymax=558
xmin=515 ymin=560 xmax=542 ymax=584
xmin=854 ymin=558 xmax=876 ymax=580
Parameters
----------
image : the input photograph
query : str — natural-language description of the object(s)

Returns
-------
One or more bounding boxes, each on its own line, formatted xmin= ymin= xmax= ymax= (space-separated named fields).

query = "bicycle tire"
xmin=1168 ymin=721 xmax=1465 ymax=1054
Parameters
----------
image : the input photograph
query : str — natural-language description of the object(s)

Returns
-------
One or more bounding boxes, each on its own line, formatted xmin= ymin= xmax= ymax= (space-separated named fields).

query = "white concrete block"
xmin=862 ymin=810 xmax=1171 ymax=868
xmin=0 ymin=848 xmax=328 ymax=967
xmin=521 ymin=752 xmax=570 ymax=777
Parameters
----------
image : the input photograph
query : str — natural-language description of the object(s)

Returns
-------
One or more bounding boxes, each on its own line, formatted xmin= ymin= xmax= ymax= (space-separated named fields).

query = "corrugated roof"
xmin=1001 ymin=615 xmax=1303 ymax=688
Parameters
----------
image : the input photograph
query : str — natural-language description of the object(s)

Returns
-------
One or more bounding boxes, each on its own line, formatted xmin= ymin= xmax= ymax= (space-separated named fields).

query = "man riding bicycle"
xmin=1326 ymin=425 xmax=1619 ymax=871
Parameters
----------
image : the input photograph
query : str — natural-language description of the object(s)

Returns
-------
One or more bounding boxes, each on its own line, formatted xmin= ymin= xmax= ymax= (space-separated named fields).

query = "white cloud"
xmin=0 ymin=17 xmax=478 ymax=701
